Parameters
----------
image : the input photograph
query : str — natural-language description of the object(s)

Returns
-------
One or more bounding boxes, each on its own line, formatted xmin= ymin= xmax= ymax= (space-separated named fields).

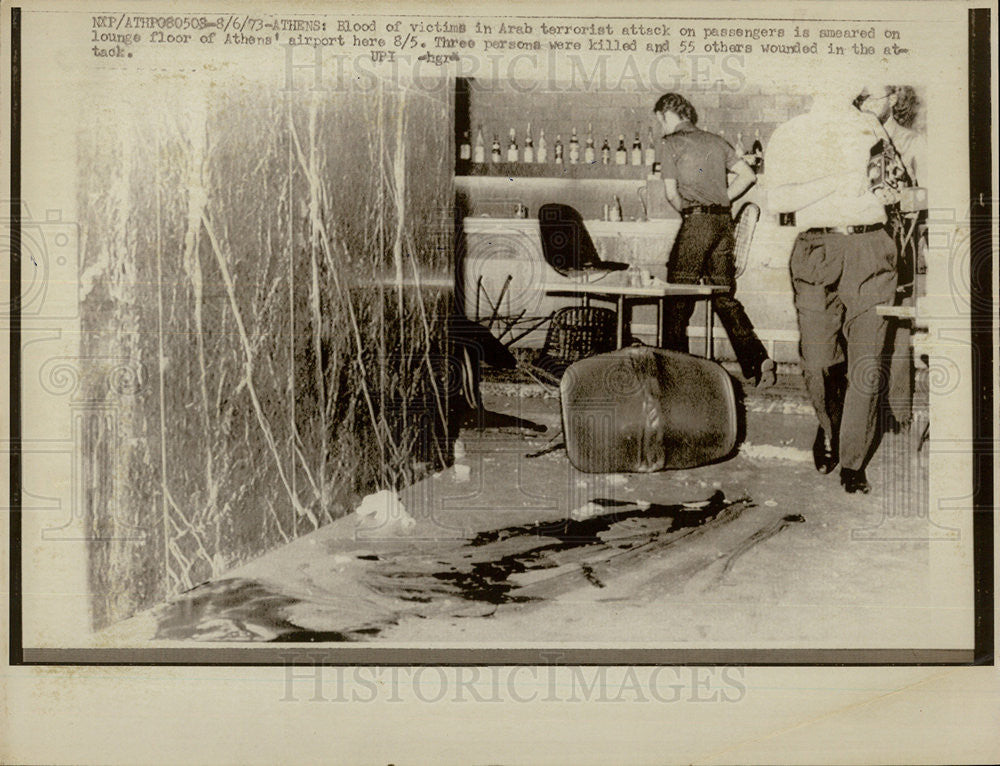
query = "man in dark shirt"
xmin=655 ymin=93 xmax=775 ymax=387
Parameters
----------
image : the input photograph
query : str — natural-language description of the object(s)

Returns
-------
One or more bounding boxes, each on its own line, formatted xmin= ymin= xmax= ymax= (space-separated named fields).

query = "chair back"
xmin=733 ymin=202 xmax=760 ymax=278
xmin=543 ymin=306 xmax=617 ymax=366
xmin=538 ymin=203 xmax=603 ymax=275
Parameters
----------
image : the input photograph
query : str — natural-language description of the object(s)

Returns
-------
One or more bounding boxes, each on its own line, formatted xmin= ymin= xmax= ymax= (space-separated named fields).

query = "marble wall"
xmin=77 ymin=81 xmax=454 ymax=629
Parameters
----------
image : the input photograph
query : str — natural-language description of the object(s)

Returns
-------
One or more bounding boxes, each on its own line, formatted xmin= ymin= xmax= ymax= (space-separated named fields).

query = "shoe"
xmin=841 ymin=468 xmax=870 ymax=494
xmin=812 ymin=427 xmax=838 ymax=474
xmin=755 ymin=357 xmax=777 ymax=388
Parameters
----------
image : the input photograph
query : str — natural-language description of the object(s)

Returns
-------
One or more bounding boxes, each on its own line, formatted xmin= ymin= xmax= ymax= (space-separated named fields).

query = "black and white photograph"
xmin=2 ymin=0 xmax=996 ymax=763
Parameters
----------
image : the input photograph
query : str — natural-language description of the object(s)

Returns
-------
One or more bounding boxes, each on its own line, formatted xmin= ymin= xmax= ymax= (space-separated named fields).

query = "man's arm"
xmin=662 ymin=177 xmax=684 ymax=213
xmin=761 ymin=120 xmax=844 ymax=213
xmin=763 ymin=171 xmax=857 ymax=213
xmin=727 ymin=158 xmax=756 ymax=201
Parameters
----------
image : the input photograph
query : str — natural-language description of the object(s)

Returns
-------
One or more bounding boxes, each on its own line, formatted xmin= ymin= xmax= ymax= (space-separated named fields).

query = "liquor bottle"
xmin=506 ymin=128 xmax=518 ymax=162
xmin=523 ymin=123 xmax=534 ymax=163
xmin=615 ymin=134 xmax=627 ymax=165
xmin=631 ymin=131 xmax=642 ymax=166
xmin=601 ymin=137 xmax=611 ymax=164
xmin=491 ymin=133 xmax=502 ymax=163
xmin=537 ymin=128 xmax=548 ymax=163
xmin=584 ymin=123 xmax=595 ymax=164
xmin=459 ymin=130 xmax=471 ymax=161
xmin=610 ymin=195 xmax=622 ymax=221
xmin=473 ymin=125 xmax=485 ymax=163
xmin=645 ymin=127 xmax=656 ymax=165
xmin=568 ymin=126 xmax=580 ymax=164
xmin=554 ymin=133 xmax=564 ymax=164
xmin=751 ymin=128 xmax=764 ymax=174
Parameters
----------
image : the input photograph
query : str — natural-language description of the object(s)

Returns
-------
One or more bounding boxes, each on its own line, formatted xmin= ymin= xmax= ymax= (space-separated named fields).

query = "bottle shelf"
xmin=456 ymin=162 xmax=653 ymax=180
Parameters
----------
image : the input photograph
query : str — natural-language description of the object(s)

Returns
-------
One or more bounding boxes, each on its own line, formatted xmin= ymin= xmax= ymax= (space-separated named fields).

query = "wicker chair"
xmin=523 ymin=305 xmax=618 ymax=391
xmin=733 ymin=202 xmax=760 ymax=279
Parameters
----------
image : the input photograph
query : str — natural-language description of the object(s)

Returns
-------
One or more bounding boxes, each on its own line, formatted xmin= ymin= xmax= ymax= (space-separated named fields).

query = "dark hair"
xmin=653 ymin=93 xmax=698 ymax=125
xmin=890 ymin=86 xmax=920 ymax=129
xmin=852 ymin=85 xmax=889 ymax=110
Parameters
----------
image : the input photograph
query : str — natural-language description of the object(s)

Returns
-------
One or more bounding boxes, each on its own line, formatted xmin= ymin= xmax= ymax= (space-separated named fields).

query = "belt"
xmin=805 ymin=223 xmax=885 ymax=235
xmin=682 ymin=204 xmax=731 ymax=216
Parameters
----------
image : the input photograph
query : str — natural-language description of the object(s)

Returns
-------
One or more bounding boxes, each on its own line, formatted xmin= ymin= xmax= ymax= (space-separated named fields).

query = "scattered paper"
xmin=354 ymin=489 xmax=416 ymax=531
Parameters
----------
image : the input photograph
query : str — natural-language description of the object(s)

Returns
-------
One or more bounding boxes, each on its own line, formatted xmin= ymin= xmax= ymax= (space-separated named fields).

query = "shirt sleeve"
xmin=659 ymin=137 xmax=678 ymax=179
xmin=723 ymin=138 xmax=740 ymax=169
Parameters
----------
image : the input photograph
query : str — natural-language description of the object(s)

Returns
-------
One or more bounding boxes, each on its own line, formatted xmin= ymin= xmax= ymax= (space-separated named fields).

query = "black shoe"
xmin=841 ymin=468 xmax=870 ymax=494
xmin=812 ymin=427 xmax=838 ymax=474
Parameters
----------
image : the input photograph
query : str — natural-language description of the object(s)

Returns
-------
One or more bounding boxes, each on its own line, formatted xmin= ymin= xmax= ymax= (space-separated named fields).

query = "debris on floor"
xmin=354 ymin=489 xmax=416 ymax=532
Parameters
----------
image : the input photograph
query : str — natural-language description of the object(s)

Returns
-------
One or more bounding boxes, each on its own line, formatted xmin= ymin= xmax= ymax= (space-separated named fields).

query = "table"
xmin=460 ymin=217 xmax=681 ymax=347
xmin=543 ymin=278 xmax=730 ymax=357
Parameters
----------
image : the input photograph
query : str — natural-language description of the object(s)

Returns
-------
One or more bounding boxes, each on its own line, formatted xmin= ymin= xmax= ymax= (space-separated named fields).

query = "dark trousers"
xmin=790 ymin=228 xmax=898 ymax=471
xmin=662 ymin=212 xmax=768 ymax=379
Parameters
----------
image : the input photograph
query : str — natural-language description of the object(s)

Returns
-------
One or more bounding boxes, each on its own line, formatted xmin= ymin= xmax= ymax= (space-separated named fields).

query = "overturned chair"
xmin=560 ymin=345 xmax=739 ymax=472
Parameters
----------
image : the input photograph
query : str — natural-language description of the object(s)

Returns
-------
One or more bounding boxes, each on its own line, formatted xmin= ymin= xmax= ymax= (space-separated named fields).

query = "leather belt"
xmin=682 ymin=204 xmax=731 ymax=216
xmin=805 ymin=223 xmax=885 ymax=235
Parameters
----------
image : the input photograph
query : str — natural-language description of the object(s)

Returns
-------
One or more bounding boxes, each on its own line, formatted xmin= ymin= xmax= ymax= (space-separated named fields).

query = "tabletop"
xmin=543 ymin=278 xmax=729 ymax=298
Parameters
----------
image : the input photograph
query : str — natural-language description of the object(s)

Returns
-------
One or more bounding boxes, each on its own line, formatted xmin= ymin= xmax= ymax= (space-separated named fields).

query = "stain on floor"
xmin=150 ymin=491 xmax=806 ymax=642
xmin=152 ymin=578 xmax=384 ymax=642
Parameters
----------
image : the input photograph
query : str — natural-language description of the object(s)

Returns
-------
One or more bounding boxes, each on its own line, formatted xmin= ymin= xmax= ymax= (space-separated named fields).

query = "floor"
xmin=98 ymin=366 xmax=950 ymax=649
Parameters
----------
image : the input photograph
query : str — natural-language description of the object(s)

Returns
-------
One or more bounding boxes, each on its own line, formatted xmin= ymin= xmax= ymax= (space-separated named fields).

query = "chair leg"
xmin=519 ymin=362 xmax=561 ymax=396
xmin=525 ymin=427 xmax=565 ymax=458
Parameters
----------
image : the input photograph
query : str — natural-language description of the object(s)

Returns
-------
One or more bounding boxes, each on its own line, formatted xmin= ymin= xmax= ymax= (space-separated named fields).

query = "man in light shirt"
xmin=763 ymin=84 xmax=899 ymax=494
xmin=857 ymin=84 xmax=927 ymax=432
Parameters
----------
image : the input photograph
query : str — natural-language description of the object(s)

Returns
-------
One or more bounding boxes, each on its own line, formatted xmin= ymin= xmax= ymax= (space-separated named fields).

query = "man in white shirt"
xmin=858 ymin=84 xmax=927 ymax=432
xmin=764 ymin=84 xmax=899 ymax=494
